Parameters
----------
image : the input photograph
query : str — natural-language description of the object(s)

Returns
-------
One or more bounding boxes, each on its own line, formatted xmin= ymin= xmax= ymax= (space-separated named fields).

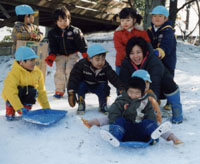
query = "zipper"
xmin=62 ymin=31 xmax=68 ymax=55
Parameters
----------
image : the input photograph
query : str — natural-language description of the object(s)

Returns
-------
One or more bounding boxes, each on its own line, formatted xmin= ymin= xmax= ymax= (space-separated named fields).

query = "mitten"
xmin=153 ymin=48 xmax=165 ymax=59
xmin=81 ymin=52 xmax=88 ymax=58
xmin=45 ymin=54 xmax=56 ymax=67
xmin=68 ymin=91 xmax=77 ymax=107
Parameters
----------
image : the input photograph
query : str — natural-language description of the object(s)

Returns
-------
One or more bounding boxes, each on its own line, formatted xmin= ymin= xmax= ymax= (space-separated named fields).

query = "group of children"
xmin=1 ymin=4 xmax=184 ymax=146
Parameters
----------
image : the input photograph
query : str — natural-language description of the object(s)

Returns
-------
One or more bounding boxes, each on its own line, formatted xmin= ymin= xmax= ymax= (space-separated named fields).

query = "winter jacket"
xmin=12 ymin=22 xmax=43 ymax=53
xmin=108 ymin=91 xmax=156 ymax=124
xmin=147 ymin=20 xmax=177 ymax=73
xmin=119 ymin=47 xmax=166 ymax=99
xmin=67 ymin=58 xmax=124 ymax=92
xmin=48 ymin=25 xmax=87 ymax=56
xmin=1 ymin=60 xmax=50 ymax=111
xmin=113 ymin=25 xmax=150 ymax=66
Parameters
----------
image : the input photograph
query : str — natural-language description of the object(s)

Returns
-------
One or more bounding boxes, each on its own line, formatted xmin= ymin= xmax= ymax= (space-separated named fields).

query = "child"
xmin=147 ymin=5 xmax=176 ymax=77
xmin=119 ymin=37 xmax=183 ymax=124
xmin=1 ymin=46 xmax=50 ymax=120
xmin=100 ymin=77 xmax=171 ymax=147
xmin=45 ymin=6 xmax=88 ymax=99
xmin=113 ymin=7 xmax=150 ymax=75
xmin=12 ymin=4 xmax=43 ymax=54
xmin=67 ymin=44 xmax=124 ymax=115
xmin=82 ymin=70 xmax=183 ymax=145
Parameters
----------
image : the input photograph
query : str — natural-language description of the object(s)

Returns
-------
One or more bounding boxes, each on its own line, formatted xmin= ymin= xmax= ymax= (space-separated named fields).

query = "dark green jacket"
xmin=108 ymin=91 xmax=156 ymax=124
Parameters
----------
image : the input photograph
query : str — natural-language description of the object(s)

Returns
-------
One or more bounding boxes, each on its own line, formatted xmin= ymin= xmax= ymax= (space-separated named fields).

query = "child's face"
xmin=127 ymin=88 xmax=142 ymax=99
xmin=151 ymin=14 xmax=168 ymax=27
xmin=120 ymin=16 xmax=135 ymax=30
xmin=56 ymin=16 xmax=70 ymax=29
xmin=19 ymin=59 xmax=36 ymax=71
xmin=129 ymin=45 xmax=143 ymax=65
xmin=89 ymin=55 xmax=106 ymax=70
xmin=29 ymin=14 xmax=35 ymax=24
xmin=24 ymin=15 xmax=30 ymax=24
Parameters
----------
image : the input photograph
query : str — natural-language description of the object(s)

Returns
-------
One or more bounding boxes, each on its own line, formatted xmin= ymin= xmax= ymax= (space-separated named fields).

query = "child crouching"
xmin=67 ymin=44 xmax=124 ymax=115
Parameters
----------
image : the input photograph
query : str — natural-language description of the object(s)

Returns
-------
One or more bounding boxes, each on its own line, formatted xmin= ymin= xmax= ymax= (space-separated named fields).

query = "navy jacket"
xmin=147 ymin=20 xmax=177 ymax=74
xmin=48 ymin=25 xmax=87 ymax=56
xmin=68 ymin=58 xmax=124 ymax=92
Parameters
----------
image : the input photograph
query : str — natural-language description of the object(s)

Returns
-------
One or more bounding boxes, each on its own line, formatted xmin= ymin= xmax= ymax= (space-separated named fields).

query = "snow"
xmin=0 ymin=32 xmax=200 ymax=164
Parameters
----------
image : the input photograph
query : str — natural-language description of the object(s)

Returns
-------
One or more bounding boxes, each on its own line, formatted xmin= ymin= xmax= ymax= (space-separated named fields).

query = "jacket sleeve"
xmin=73 ymin=28 xmax=88 ymax=53
xmin=113 ymin=31 xmax=126 ymax=66
xmin=143 ymin=100 xmax=157 ymax=122
xmin=67 ymin=60 xmax=84 ymax=92
xmin=106 ymin=63 xmax=124 ymax=90
xmin=119 ymin=60 xmax=132 ymax=86
xmin=48 ymin=30 xmax=58 ymax=55
xmin=12 ymin=24 xmax=31 ymax=42
xmin=2 ymin=71 xmax=24 ymax=111
xmin=36 ymin=70 xmax=50 ymax=109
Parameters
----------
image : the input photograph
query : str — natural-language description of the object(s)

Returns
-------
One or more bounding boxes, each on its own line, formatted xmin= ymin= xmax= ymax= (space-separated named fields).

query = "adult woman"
xmin=119 ymin=37 xmax=183 ymax=124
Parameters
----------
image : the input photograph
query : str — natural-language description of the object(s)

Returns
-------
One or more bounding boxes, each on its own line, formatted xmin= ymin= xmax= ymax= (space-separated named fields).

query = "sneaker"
xmin=77 ymin=96 xmax=85 ymax=115
xmin=100 ymin=129 xmax=120 ymax=147
xmin=151 ymin=121 xmax=172 ymax=140
xmin=53 ymin=91 xmax=64 ymax=99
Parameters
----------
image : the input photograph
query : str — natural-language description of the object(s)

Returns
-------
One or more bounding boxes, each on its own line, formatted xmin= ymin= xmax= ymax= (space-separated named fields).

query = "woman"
xmin=119 ymin=37 xmax=183 ymax=124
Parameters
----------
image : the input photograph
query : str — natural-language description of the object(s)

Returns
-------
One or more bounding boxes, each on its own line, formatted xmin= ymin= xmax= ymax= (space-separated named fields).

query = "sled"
xmin=120 ymin=139 xmax=154 ymax=148
xmin=22 ymin=109 xmax=67 ymax=126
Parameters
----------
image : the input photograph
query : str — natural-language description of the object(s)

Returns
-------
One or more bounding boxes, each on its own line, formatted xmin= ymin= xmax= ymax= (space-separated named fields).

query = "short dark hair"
xmin=53 ymin=6 xmax=71 ymax=23
xmin=127 ymin=77 xmax=145 ymax=96
xmin=17 ymin=15 xmax=26 ymax=22
xmin=119 ymin=7 xmax=143 ymax=24
xmin=126 ymin=37 xmax=149 ymax=58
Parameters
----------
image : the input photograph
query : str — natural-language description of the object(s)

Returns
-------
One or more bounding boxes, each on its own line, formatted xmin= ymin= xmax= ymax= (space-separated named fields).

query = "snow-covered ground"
xmin=0 ymin=32 xmax=200 ymax=164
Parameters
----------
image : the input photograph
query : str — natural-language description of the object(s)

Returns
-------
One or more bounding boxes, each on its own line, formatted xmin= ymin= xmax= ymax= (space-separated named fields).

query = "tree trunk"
xmin=169 ymin=0 xmax=178 ymax=27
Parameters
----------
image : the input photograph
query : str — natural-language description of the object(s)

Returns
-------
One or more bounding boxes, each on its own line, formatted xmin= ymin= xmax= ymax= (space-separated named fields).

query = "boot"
xmin=77 ymin=96 xmax=85 ymax=115
xmin=163 ymin=101 xmax=172 ymax=110
xmin=98 ymin=97 xmax=108 ymax=114
xmin=165 ymin=88 xmax=183 ymax=124
xmin=5 ymin=101 xmax=15 ymax=120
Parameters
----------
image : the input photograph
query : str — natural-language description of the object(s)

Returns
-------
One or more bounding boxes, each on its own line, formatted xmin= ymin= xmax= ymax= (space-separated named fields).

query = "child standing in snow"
xmin=1 ymin=46 xmax=50 ymax=120
xmin=147 ymin=5 xmax=177 ymax=110
xmin=12 ymin=4 xmax=43 ymax=54
xmin=113 ymin=7 xmax=150 ymax=75
xmin=100 ymin=77 xmax=171 ymax=147
xmin=82 ymin=70 xmax=183 ymax=145
xmin=45 ymin=6 xmax=88 ymax=99
xmin=67 ymin=44 xmax=124 ymax=115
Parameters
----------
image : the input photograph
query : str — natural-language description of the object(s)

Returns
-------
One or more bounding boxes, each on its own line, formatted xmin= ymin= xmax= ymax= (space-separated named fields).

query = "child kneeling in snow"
xmin=1 ymin=46 xmax=50 ymax=120
xmin=67 ymin=44 xmax=124 ymax=115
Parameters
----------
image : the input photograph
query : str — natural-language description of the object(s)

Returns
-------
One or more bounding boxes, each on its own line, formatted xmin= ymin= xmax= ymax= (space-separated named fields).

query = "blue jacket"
xmin=147 ymin=20 xmax=176 ymax=75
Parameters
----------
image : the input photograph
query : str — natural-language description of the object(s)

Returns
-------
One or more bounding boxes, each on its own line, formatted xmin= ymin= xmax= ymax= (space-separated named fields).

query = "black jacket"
xmin=119 ymin=50 xmax=166 ymax=98
xmin=68 ymin=58 xmax=124 ymax=92
xmin=48 ymin=25 xmax=87 ymax=56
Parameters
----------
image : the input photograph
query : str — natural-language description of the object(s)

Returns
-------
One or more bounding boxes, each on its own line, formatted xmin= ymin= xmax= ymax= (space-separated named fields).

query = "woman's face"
xmin=129 ymin=45 xmax=143 ymax=65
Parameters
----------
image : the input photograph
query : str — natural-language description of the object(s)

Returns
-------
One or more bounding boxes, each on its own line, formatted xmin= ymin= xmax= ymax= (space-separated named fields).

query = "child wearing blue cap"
xmin=12 ymin=4 xmax=43 ymax=54
xmin=67 ymin=44 xmax=124 ymax=115
xmin=1 ymin=46 xmax=50 ymax=120
xmin=147 ymin=5 xmax=177 ymax=110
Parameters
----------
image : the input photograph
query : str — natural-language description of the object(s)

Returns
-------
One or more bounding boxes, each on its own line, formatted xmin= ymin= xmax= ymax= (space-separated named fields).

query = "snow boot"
xmin=98 ymin=97 xmax=108 ymax=114
xmin=163 ymin=101 xmax=172 ymax=110
xmin=100 ymin=129 xmax=120 ymax=147
xmin=151 ymin=121 xmax=172 ymax=139
xmin=53 ymin=91 xmax=64 ymax=99
xmin=5 ymin=101 xmax=15 ymax=121
xmin=77 ymin=96 xmax=85 ymax=115
xmin=165 ymin=88 xmax=183 ymax=124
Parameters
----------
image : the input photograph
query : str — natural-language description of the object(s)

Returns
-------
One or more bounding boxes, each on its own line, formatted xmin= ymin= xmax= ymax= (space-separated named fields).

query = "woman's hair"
xmin=126 ymin=37 xmax=148 ymax=58
xmin=119 ymin=7 xmax=143 ymax=24
xmin=53 ymin=6 xmax=71 ymax=22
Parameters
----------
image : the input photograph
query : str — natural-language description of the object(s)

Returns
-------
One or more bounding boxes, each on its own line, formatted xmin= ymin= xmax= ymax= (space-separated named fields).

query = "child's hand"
xmin=68 ymin=91 xmax=77 ymax=107
xmin=45 ymin=54 xmax=56 ymax=67
xmin=124 ymin=104 xmax=129 ymax=110
xmin=17 ymin=107 xmax=28 ymax=115
xmin=30 ymin=31 xmax=37 ymax=39
xmin=153 ymin=48 xmax=165 ymax=59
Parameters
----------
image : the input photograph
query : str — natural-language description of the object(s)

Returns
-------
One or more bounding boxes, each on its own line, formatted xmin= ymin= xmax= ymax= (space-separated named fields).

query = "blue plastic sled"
xmin=22 ymin=109 xmax=67 ymax=125
xmin=120 ymin=139 xmax=154 ymax=148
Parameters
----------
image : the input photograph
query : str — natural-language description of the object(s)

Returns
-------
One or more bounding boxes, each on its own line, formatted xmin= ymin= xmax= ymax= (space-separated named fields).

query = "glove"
xmin=81 ymin=52 xmax=88 ymax=58
xmin=153 ymin=48 xmax=165 ymax=59
xmin=17 ymin=107 xmax=28 ymax=115
xmin=68 ymin=91 xmax=77 ymax=107
xmin=45 ymin=54 xmax=56 ymax=67
xmin=43 ymin=108 xmax=50 ymax=113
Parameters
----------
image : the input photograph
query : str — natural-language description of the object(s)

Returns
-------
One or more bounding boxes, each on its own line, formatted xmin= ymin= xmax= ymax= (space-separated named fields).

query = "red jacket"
xmin=113 ymin=26 xmax=150 ymax=66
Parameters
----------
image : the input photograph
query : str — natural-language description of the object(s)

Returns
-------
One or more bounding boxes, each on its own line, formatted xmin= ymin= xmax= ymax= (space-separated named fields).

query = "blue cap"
xmin=15 ymin=5 xmax=38 ymax=16
xmin=87 ymin=44 xmax=108 ymax=58
xmin=131 ymin=69 xmax=152 ymax=83
xmin=151 ymin=5 xmax=169 ymax=17
xmin=15 ymin=46 xmax=38 ymax=61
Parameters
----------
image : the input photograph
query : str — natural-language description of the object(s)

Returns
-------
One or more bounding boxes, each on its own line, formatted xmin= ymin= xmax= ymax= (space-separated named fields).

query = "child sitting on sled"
xmin=82 ymin=70 xmax=183 ymax=145
xmin=1 ymin=46 xmax=50 ymax=120
xmin=67 ymin=44 xmax=124 ymax=115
